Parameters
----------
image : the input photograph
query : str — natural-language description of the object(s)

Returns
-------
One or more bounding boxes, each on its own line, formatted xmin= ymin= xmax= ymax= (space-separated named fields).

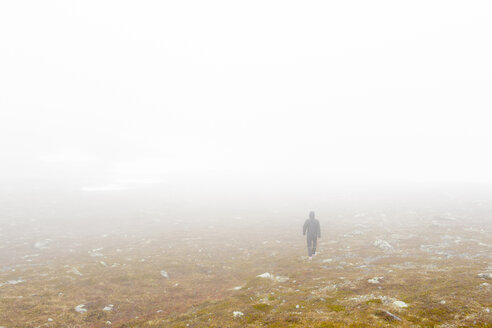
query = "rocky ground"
xmin=0 ymin=212 xmax=491 ymax=327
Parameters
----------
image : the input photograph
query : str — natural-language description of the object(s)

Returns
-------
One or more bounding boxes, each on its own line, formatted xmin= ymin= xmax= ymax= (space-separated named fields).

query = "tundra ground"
xmin=0 ymin=212 xmax=491 ymax=327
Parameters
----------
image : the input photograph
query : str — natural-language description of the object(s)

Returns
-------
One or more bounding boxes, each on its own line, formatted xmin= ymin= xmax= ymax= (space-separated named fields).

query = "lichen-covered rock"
xmin=233 ymin=311 xmax=243 ymax=318
xmin=373 ymin=240 xmax=393 ymax=250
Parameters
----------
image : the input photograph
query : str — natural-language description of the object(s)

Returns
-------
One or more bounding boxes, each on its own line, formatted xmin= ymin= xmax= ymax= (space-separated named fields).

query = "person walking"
xmin=303 ymin=211 xmax=321 ymax=259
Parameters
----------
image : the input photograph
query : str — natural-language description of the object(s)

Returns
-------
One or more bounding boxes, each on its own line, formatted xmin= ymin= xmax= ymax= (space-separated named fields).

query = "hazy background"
xmin=1 ymin=1 xmax=492 ymax=223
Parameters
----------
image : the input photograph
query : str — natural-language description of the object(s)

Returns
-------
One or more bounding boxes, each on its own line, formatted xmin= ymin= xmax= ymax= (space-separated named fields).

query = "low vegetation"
xmin=0 ymin=213 xmax=491 ymax=327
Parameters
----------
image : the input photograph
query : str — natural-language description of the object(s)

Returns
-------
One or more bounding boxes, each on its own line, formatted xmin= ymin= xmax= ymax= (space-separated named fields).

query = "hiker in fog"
xmin=303 ymin=211 xmax=321 ymax=259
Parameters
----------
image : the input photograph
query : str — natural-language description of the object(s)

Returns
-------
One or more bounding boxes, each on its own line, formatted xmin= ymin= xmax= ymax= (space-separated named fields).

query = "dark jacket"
xmin=303 ymin=218 xmax=321 ymax=238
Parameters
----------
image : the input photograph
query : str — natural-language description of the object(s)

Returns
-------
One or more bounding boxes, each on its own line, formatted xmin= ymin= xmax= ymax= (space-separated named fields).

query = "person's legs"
xmin=306 ymin=237 xmax=313 ymax=257
xmin=312 ymin=237 xmax=317 ymax=255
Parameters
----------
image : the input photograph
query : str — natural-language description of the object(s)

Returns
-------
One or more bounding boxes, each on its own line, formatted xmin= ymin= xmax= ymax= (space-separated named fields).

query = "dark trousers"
xmin=307 ymin=235 xmax=318 ymax=256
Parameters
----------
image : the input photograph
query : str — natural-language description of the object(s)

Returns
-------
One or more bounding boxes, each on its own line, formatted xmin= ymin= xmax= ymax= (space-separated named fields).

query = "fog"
xmin=2 ymin=1 xmax=492 ymax=188
xmin=2 ymin=1 xmax=492 ymax=226
xmin=1 ymin=1 xmax=491 ymax=327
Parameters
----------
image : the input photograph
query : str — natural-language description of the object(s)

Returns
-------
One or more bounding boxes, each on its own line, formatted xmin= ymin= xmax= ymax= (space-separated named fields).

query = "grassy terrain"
xmin=0 ymin=214 xmax=491 ymax=327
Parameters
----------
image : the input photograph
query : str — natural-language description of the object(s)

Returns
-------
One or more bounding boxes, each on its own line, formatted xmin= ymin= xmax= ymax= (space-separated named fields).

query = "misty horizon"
xmin=1 ymin=1 xmax=491 ymax=327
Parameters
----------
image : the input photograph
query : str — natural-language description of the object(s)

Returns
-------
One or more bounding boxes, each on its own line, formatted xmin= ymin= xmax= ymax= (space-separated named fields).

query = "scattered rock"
xmin=0 ymin=279 xmax=25 ymax=287
xmin=69 ymin=267 xmax=83 ymax=276
xmin=233 ymin=311 xmax=244 ymax=318
xmin=376 ymin=310 xmax=401 ymax=321
xmin=103 ymin=304 xmax=114 ymax=311
xmin=257 ymin=272 xmax=273 ymax=279
xmin=368 ymin=277 xmax=384 ymax=284
xmin=160 ymin=270 xmax=169 ymax=279
xmin=373 ymin=239 xmax=393 ymax=250
xmin=48 ymin=318 xmax=53 ymax=322
xmin=256 ymin=272 xmax=289 ymax=282
xmin=232 ymin=286 xmax=242 ymax=290
xmin=477 ymin=273 xmax=492 ymax=280
xmin=74 ymin=304 xmax=87 ymax=313
xmin=89 ymin=248 xmax=104 ymax=257
xmin=34 ymin=240 xmax=50 ymax=250
xmin=393 ymin=300 xmax=408 ymax=308
xmin=275 ymin=275 xmax=290 ymax=283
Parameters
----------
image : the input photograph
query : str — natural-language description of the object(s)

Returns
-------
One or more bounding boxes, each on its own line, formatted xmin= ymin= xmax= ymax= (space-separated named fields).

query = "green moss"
xmin=348 ymin=324 xmax=372 ymax=328
xmin=315 ymin=323 xmax=336 ymax=328
xmin=245 ymin=312 xmax=263 ymax=323
xmin=414 ymin=304 xmax=454 ymax=322
xmin=326 ymin=304 xmax=345 ymax=312
xmin=253 ymin=303 xmax=272 ymax=311
xmin=365 ymin=299 xmax=382 ymax=305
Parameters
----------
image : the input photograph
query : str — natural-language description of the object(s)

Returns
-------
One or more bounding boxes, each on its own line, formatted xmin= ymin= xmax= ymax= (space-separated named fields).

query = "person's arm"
xmin=317 ymin=221 xmax=321 ymax=238
xmin=303 ymin=220 xmax=308 ymax=236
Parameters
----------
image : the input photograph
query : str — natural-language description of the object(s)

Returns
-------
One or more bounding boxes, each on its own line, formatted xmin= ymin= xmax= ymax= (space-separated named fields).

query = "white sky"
xmin=1 ymin=1 xmax=492 ymax=188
